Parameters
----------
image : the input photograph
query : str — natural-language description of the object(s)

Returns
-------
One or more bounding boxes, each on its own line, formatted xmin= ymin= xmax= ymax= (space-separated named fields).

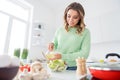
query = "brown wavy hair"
xmin=64 ymin=2 xmax=86 ymax=34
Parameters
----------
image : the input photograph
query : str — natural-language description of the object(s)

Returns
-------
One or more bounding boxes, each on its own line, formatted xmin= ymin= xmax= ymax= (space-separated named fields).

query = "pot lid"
xmin=88 ymin=62 xmax=120 ymax=70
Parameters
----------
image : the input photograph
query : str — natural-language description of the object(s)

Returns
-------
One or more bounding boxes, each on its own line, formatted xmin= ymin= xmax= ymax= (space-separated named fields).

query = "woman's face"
xmin=66 ymin=9 xmax=80 ymax=27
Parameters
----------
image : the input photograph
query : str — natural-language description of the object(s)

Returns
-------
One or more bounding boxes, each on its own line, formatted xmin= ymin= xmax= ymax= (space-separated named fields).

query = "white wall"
xmin=54 ymin=0 xmax=120 ymax=43
xmin=26 ymin=0 xmax=120 ymax=60
xmin=26 ymin=0 xmax=57 ymax=59
xmin=84 ymin=0 xmax=120 ymax=43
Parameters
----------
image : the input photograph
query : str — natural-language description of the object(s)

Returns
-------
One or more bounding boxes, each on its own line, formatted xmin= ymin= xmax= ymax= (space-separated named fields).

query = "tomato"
xmin=19 ymin=64 xmax=31 ymax=72
xmin=25 ymin=64 xmax=31 ymax=72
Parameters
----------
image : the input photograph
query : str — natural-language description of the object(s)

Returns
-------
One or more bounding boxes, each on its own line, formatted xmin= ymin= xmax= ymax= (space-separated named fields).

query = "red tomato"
xmin=25 ymin=64 xmax=31 ymax=72
xmin=19 ymin=66 xmax=25 ymax=72
xmin=19 ymin=64 xmax=31 ymax=72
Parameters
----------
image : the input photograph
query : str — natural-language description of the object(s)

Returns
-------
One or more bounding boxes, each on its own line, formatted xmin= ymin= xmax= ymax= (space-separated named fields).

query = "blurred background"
xmin=0 ymin=0 xmax=120 ymax=61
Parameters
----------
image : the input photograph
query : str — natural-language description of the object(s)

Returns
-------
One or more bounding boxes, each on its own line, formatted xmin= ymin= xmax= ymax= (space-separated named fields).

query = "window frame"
xmin=0 ymin=0 xmax=33 ymax=55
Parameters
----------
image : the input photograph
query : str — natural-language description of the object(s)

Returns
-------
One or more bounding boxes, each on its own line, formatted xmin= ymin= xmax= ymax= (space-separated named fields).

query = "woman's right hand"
xmin=48 ymin=43 xmax=54 ymax=51
xmin=48 ymin=53 xmax=62 ymax=60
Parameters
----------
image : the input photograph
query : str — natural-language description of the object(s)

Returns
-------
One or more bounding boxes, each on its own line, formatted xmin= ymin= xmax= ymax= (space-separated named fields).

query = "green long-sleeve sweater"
xmin=52 ymin=27 xmax=91 ymax=67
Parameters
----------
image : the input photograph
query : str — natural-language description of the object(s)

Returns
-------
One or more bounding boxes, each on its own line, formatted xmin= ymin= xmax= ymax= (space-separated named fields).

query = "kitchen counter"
xmin=46 ymin=62 xmax=94 ymax=80
xmin=14 ymin=69 xmax=92 ymax=80
xmin=47 ymin=70 xmax=92 ymax=80
xmin=14 ymin=63 xmax=93 ymax=80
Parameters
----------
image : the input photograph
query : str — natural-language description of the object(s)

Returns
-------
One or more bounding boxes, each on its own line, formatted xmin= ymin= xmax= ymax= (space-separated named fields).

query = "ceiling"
xmin=25 ymin=0 xmax=120 ymax=18
xmin=26 ymin=0 xmax=86 ymax=13
xmin=39 ymin=0 xmax=85 ymax=9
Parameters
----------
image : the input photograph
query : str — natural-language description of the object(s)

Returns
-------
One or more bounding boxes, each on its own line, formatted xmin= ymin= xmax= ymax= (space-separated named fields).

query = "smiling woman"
xmin=0 ymin=0 xmax=33 ymax=56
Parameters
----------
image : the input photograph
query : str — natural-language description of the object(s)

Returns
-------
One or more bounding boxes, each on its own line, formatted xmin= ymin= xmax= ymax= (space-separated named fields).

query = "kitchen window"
xmin=0 ymin=0 xmax=33 ymax=56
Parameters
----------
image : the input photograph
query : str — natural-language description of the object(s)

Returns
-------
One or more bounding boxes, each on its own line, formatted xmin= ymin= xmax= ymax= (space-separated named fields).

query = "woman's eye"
xmin=67 ymin=15 xmax=79 ymax=20
xmin=73 ymin=16 xmax=79 ymax=19
xmin=67 ymin=15 xmax=71 ymax=18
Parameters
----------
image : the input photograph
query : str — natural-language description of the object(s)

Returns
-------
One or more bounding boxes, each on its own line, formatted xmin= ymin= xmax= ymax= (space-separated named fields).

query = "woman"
xmin=48 ymin=2 xmax=91 ymax=70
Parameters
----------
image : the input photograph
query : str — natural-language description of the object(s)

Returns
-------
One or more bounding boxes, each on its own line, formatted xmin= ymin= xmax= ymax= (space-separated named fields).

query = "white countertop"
xmin=48 ymin=70 xmax=76 ymax=80
xmin=47 ymin=70 xmax=92 ymax=80
xmin=42 ymin=62 xmax=92 ymax=80
xmin=14 ymin=62 xmax=93 ymax=80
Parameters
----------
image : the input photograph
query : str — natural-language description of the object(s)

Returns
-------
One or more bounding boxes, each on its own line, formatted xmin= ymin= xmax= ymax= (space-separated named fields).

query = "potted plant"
xmin=21 ymin=48 xmax=28 ymax=59
xmin=14 ymin=48 xmax=20 ymax=58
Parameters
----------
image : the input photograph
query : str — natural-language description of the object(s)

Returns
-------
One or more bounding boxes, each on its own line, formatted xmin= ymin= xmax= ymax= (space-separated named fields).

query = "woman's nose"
xmin=69 ymin=18 xmax=73 ymax=21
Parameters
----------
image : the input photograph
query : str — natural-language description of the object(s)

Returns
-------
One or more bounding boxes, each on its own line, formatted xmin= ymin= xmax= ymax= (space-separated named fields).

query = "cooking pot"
xmin=88 ymin=53 xmax=120 ymax=80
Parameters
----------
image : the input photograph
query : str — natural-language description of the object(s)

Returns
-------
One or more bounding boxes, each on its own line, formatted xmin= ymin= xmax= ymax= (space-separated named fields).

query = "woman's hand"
xmin=48 ymin=43 xmax=54 ymax=51
xmin=51 ymin=53 xmax=62 ymax=60
xmin=46 ymin=53 xmax=62 ymax=60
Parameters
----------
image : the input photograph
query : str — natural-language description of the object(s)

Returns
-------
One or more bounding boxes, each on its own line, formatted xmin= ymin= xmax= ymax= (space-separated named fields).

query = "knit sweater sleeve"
xmin=52 ymin=28 xmax=60 ymax=50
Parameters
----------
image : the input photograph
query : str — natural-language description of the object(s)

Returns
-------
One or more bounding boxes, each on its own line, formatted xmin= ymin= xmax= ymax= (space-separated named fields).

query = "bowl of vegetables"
xmin=45 ymin=51 xmax=66 ymax=72
xmin=47 ymin=59 xmax=66 ymax=72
